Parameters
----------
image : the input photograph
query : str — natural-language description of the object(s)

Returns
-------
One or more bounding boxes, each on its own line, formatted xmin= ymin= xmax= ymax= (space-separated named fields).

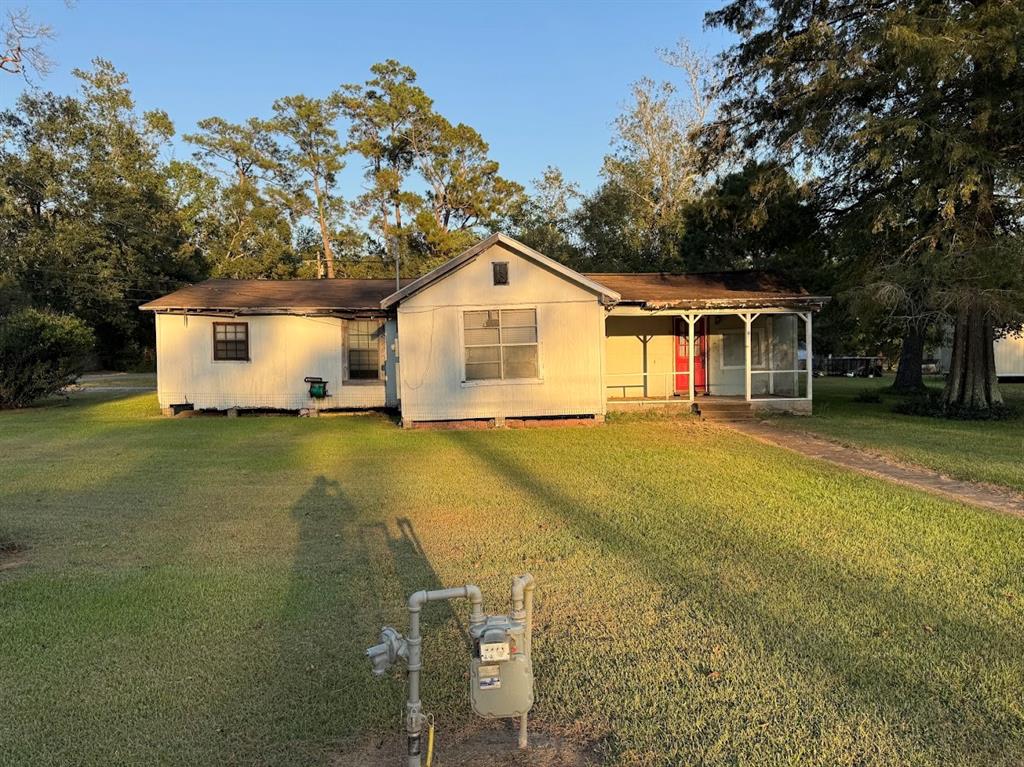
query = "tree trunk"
xmin=892 ymin=325 xmax=926 ymax=393
xmin=943 ymin=303 xmax=1003 ymax=411
xmin=312 ymin=174 xmax=335 ymax=279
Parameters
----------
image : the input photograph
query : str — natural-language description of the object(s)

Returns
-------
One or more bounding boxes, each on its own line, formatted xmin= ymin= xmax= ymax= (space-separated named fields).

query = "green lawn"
xmin=1 ymin=392 xmax=1022 ymax=766
xmin=769 ymin=377 xmax=1024 ymax=491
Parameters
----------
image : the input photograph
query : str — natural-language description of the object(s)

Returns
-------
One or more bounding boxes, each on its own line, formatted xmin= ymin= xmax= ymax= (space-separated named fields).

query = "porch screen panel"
xmin=749 ymin=314 xmax=806 ymax=397
xmin=464 ymin=308 xmax=538 ymax=381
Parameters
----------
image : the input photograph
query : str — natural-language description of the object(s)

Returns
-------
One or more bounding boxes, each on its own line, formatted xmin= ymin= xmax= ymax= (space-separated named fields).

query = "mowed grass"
xmin=770 ymin=377 xmax=1024 ymax=491
xmin=1 ymin=392 xmax=1022 ymax=766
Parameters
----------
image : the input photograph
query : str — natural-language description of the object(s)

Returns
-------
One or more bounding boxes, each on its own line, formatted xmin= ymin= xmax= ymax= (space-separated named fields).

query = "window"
xmin=464 ymin=308 xmax=538 ymax=381
xmin=213 ymin=322 xmax=249 ymax=361
xmin=492 ymin=261 xmax=509 ymax=286
xmin=347 ymin=319 xmax=383 ymax=380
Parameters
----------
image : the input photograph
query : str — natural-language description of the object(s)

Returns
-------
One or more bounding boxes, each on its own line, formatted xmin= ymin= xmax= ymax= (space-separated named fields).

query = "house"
xmin=141 ymin=233 xmax=829 ymax=425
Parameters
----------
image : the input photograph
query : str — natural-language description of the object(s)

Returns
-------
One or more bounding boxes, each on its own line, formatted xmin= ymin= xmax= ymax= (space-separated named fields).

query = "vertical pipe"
xmin=405 ymin=606 xmax=423 ymax=767
xmin=511 ymin=574 xmax=535 ymax=750
xmin=404 ymin=586 xmax=484 ymax=767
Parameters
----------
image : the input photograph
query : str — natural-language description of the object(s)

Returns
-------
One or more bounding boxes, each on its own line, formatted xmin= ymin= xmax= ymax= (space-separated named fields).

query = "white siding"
xmin=397 ymin=242 xmax=607 ymax=422
xmin=155 ymin=313 xmax=391 ymax=410
xmin=995 ymin=334 xmax=1024 ymax=377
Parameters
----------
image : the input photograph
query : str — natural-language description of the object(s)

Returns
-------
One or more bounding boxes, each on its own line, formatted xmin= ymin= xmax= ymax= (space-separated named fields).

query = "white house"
xmin=141 ymin=233 xmax=829 ymax=425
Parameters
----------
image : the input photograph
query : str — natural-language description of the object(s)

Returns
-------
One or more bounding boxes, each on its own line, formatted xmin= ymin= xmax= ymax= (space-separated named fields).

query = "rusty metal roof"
xmin=139 ymin=278 xmax=409 ymax=312
xmin=583 ymin=270 xmax=825 ymax=308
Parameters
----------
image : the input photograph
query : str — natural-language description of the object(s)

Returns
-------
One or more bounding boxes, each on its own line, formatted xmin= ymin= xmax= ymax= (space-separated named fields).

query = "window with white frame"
xmin=346 ymin=319 xmax=384 ymax=380
xmin=463 ymin=308 xmax=538 ymax=381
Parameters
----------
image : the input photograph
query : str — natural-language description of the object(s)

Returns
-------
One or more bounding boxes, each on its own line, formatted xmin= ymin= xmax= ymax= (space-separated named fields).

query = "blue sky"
xmin=3 ymin=0 xmax=734 ymax=194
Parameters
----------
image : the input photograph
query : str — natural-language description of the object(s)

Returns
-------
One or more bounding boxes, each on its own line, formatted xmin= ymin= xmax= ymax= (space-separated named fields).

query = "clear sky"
xmin=2 ymin=0 xmax=734 ymax=194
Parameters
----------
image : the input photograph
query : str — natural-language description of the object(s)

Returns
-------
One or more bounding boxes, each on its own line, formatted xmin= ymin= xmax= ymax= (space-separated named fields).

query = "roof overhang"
xmin=380 ymin=233 xmax=621 ymax=309
xmin=609 ymin=296 xmax=830 ymax=315
xmin=144 ymin=306 xmax=391 ymax=317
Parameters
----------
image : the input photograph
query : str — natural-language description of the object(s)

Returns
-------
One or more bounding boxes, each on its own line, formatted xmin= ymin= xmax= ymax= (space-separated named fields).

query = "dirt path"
xmin=335 ymin=721 xmax=598 ymax=766
xmin=731 ymin=421 xmax=1024 ymax=518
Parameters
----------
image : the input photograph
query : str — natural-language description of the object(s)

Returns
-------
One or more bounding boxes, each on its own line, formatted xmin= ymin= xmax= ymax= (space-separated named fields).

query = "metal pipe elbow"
xmin=407 ymin=590 xmax=429 ymax=612
xmin=511 ymin=573 xmax=535 ymax=603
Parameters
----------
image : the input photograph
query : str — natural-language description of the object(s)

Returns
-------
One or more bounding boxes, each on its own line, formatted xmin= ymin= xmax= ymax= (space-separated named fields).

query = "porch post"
xmin=805 ymin=311 xmax=813 ymax=400
xmin=743 ymin=313 xmax=752 ymax=402
xmin=687 ymin=314 xmax=695 ymax=402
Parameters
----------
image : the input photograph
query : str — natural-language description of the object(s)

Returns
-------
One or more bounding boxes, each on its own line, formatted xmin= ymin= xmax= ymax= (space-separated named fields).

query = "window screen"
xmin=347 ymin=319 xmax=383 ymax=380
xmin=721 ymin=329 xmax=764 ymax=368
xmin=492 ymin=262 xmax=509 ymax=285
xmin=213 ymin=322 xmax=249 ymax=361
xmin=463 ymin=308 xmax=538 ymax=381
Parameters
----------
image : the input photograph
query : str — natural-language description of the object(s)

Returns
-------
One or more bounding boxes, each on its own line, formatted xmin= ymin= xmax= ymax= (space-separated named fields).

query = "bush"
xmin=892 ymin=389 xmax=1018 ymax=421
xmin=852 ymin=389 xmax=883 ymax=403
xmin=0 ymin=309 xmax=95 ymax=408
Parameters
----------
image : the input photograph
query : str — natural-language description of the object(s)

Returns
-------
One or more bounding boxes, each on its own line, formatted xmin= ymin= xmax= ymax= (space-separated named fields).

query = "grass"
xmin=1 ymin=391 xmax=1022 ymax=766
xmin=768 ymin=377 xmax=1024 ymax=491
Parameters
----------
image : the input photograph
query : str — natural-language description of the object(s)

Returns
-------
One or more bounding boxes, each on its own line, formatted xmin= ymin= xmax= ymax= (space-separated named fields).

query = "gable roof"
xmin=586 ymin=271 xmax=828 ymax=309
xmin=139 ymin=278 xmax=408 ymax=313
xmin=379 ymin=232 xmax=621 ymax=308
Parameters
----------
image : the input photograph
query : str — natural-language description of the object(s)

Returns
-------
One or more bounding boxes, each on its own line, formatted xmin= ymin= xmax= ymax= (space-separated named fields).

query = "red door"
xmin=675 ymin=318 xmax=706 ymax=394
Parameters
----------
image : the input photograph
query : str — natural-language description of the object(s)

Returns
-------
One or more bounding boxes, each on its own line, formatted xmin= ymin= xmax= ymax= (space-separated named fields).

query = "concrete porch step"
xmin=692 ymin=400 xmax=754 ymax=421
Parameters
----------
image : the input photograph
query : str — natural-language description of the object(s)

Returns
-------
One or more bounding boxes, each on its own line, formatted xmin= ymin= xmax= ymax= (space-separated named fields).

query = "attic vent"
xmin=492 ymin=262 xmax=509 ymax=286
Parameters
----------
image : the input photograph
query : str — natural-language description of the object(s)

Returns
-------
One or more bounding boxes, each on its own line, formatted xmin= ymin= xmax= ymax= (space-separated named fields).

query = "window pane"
xmin=465 ymin=327 xmax=500 ymax=346
xmin=503 ymin=344 xmax=538 ymax=379
xmin=464 ymin=310 xmax=499 ymax=329
xmin=502 ymin=326 xmax=537 ymax=344
xmin=501 ymin=308 xmax=536 ymax=327
xmin=465 ymin=362 xmax=501 ymax=380
xmin=466 ymin=346 xmax=500 ymax=363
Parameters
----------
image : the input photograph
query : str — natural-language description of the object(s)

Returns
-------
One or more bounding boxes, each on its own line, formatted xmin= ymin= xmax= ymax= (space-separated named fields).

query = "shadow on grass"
xmin=218 ymin=476 xmax=457 ymax=763
xmin=443 ymin=430 xmax=1021 ymax=762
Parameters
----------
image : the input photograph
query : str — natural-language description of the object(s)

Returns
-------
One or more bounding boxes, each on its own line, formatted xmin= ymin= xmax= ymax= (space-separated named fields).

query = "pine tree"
xmin=707 ymin=0 xmax=1024 ymax=412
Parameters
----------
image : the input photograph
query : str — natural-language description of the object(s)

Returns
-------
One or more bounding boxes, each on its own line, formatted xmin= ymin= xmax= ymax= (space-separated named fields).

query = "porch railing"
xmin=605 ymin=371 xmax=691 ymax=400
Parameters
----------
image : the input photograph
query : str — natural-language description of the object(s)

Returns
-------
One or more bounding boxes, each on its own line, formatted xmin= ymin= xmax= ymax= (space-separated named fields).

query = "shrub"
xmin=892 ymin=389 xmax=1018 ymax=421
xmin=0 ymin=308 xmax=95 ymax=408
xmin=852 ymin=389 xmax=882 ymax=404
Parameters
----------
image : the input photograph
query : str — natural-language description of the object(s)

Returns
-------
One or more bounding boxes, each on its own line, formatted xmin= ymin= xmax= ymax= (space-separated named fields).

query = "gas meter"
xmin=469 ymin=614 xmax=533 ymax=718
xmin=365 ymin=574 xmax=536 ymax=767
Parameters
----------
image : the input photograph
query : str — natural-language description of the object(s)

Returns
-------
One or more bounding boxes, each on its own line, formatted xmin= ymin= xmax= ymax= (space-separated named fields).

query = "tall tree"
xmin=513 ymin=166 xmax=582 ymax=265
xmin=269 ymin=94 xmax=346 ymax=278
xmin=339 ymin=60 xmax=425 ymax=276
xmin=0 ymin=59 xmax=204 ymax=365
xmin=184 ymin=116 xmax=298 ymax=278
xmin=602 ymin=40 xmax=712 ymax=266
xmin=408 ymin=113 xmax=525 ymax=261
xmin=706 ymin=0 xmax=1024 ymax=413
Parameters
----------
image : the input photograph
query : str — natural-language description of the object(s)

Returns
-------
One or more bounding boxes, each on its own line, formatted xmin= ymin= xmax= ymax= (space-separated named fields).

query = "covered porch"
xmin=603 ymin=307 xmax=815 ymax=413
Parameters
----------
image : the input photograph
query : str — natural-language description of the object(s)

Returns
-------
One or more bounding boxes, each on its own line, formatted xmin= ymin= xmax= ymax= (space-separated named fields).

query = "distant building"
xmin=937 ymin=334 xmax=1024 ymax=382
